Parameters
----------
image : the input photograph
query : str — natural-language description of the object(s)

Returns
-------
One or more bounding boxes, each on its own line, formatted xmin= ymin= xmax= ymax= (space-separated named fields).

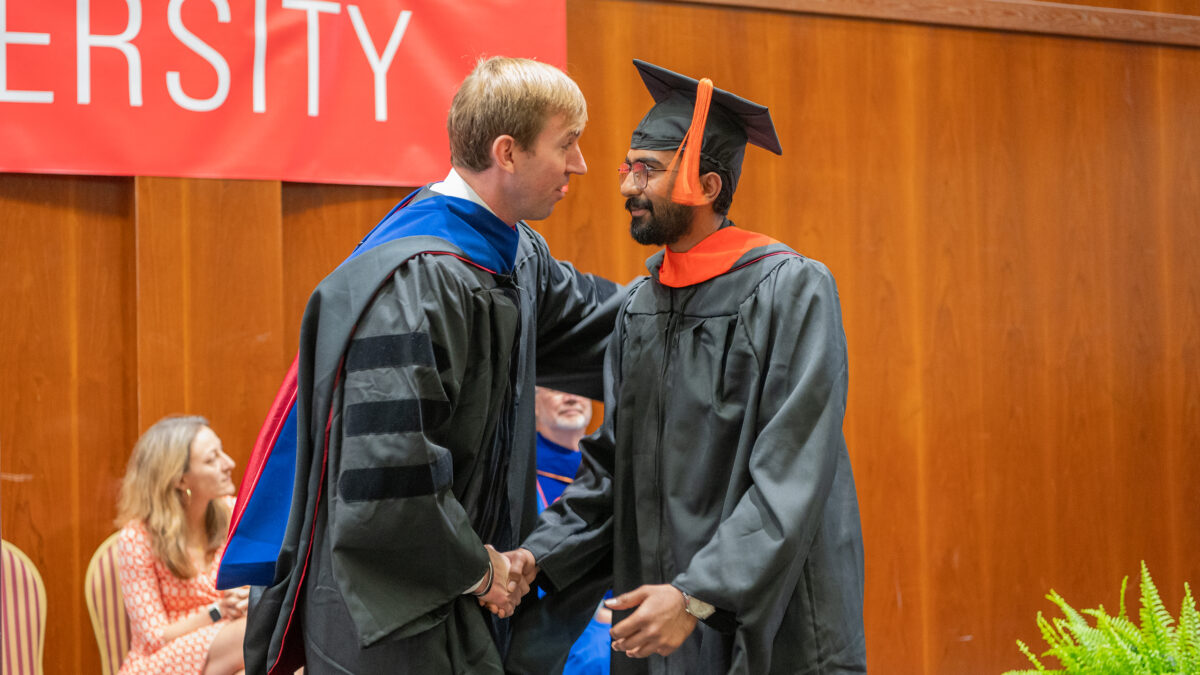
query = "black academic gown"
xmin=245 ymin=187 xmax=620 ymax=675
xmin=518 ymin=236 xmax=866 ymax=675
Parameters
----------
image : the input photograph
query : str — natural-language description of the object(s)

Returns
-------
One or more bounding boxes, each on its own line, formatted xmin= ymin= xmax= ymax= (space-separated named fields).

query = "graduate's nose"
xmin=619 ymin=172 xmax=642 ymax=197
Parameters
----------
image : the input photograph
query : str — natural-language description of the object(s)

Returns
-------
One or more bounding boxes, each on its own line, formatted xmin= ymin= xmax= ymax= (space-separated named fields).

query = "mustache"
xmin=625 ymin=197 xmax=653 ymax=213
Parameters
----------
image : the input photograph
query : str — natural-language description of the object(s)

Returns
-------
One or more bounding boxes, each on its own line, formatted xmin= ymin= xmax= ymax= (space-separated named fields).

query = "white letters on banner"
xmin=166 ymin=0 xmax=232 ymax=112
xmin=280 ymin=0 xmax=340 ymax=117
xmin=2 ymin=0 xmax=413 ymax=116
xmin=0 ymin=0 xmax=566 ymax=185
xmin=76 ymin=0 xmax=144 ymax=106
xmin=0 ymin=1 xmax=52 ymax=103
xmin=253 ymin=0 xmax=266 ymax=112
xmin=347 ymin=5 xmax=410 ymax=122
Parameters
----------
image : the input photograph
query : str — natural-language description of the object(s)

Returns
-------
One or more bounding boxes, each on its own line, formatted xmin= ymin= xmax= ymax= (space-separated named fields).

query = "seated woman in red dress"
xmin=115 ymin=415 xmax=248 ymax=675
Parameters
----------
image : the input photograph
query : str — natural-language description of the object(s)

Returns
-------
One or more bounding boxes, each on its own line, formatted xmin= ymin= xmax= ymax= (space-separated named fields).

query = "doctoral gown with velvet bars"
xmin=516 ymin=231 xmax=866 ymax=675
xmin=244 ymin=188 xmax=620 ymax=675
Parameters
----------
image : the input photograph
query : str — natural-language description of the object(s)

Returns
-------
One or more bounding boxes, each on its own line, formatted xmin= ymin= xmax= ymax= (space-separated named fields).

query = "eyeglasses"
xmin=617 ymin=161 xmax=668 ymax=190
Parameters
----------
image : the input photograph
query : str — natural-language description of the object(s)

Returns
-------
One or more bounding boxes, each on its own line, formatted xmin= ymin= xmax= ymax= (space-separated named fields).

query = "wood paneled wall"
xmin=553 ymin=1 xmax=1200 ymax=671
xmin=0 ymin=175 xmax=136 ymax=674
xmin=2 ymin=1 xmax=1197 ymax=672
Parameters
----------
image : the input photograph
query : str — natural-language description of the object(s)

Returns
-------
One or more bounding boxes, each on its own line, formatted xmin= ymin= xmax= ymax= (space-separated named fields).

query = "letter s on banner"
xmin=166 ymin=0 xmax=231 ymax=112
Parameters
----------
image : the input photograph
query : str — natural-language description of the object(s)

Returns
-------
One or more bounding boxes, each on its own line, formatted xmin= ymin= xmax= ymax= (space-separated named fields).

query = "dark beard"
xmin=627 ymin=196 xmax=691 ymax=246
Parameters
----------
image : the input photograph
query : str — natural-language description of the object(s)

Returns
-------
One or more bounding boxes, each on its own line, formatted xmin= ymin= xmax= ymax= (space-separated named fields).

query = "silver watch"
xmin=678 ymin=589 xmax=715 ymax=620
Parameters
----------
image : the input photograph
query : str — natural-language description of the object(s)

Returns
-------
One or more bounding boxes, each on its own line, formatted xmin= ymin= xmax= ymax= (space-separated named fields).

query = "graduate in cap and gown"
xmin=508 ymin=60 xmax=866 ymax=674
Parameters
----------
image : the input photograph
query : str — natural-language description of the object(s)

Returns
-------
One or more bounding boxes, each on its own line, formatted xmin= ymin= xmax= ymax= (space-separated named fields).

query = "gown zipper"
xmin=655 ymin=287 xmax=679 ymax=583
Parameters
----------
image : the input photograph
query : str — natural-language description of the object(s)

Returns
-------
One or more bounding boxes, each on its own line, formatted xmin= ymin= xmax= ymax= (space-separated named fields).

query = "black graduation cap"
xmin=629 ymin=59 xmax=782 ymax=199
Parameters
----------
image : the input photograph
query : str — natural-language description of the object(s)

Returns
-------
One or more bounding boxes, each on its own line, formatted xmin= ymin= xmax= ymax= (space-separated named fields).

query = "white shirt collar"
xmin=430 ymin=168 xmax=498 ymax=217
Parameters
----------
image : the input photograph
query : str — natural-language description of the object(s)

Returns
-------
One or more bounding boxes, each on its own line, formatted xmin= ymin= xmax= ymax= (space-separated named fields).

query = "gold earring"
xmin=185 ymin=488 xmax=192 ymax=500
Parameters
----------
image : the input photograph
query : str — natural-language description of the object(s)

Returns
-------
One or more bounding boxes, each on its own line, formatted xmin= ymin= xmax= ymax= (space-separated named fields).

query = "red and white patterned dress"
xmin=116 ymin=519 xmax=226 ymax=675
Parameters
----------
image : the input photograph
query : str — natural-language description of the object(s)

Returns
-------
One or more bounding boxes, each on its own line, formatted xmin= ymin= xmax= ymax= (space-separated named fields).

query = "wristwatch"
xmin=207 ymin=603 xmax=222 ymax=622
xmin=677 ymin=588 xmax=715 ymax=620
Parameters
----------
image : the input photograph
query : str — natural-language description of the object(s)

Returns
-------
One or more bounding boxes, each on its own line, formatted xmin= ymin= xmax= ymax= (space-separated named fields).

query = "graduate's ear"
xmin=490 ymin=134 xmax=518 ymax=174
xmin=699 ymin=171 xmax=722 ymax=204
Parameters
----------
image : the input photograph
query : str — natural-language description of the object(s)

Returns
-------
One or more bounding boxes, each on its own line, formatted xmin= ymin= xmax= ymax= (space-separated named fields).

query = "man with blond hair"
xmin=244 ymin=56 xmax=620 ymax=675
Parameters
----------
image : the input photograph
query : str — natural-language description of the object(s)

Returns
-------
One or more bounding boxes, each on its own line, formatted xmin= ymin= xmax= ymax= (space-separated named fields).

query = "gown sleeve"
xmin=325 ymin=258 xmax=497 ymax=644
xmin=672 ymin=259 xmax=851 ymax=625
xmin=521 ymin=225 xmax=624 ymax=400
xmin=519 ymin=280 xmax=644 ymax=590
xmin=521 ymin=417 xmax=618 ymax=592
xmin=506 ymin=292 xmax=632 ymax=674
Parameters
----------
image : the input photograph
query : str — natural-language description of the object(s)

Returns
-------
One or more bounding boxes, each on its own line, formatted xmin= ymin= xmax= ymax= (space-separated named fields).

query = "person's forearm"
xmin=160 ymin=605 xmax=218 ymax=643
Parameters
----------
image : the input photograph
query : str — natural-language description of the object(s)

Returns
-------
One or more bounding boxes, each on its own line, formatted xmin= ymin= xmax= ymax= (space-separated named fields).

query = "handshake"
xmin=468 ymin=544 xmax=701 ymax=659
xmin=471 ymin=545 xmax=538 ymax=618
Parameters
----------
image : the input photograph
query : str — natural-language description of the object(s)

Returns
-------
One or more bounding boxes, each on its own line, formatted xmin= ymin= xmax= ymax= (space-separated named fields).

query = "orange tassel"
xmin=667 ymin=78 xmax=714 ymax=206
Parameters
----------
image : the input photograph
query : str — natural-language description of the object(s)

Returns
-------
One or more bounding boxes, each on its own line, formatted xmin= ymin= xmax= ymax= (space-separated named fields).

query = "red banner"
xmin=0 ymin=0 xmax=565 ymax=185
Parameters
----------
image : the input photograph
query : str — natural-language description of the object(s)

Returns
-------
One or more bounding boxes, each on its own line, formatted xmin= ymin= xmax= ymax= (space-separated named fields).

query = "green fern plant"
xmin=1004 ymin=562 xmax=1200 ymax=674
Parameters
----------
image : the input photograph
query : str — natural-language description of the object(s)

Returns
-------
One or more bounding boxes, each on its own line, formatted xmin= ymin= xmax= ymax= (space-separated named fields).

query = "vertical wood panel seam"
xmin=134 ymin=179 xmax=145 ymax=432
xmin=182 ymin=181 xmax=192 ymax=414
xmin=274 ymin=182 xmax=288 ymax=367
xmin=1153 ymin=48 xmax=1180 ymax=582
xmin=1103 ymin=122 xmax=1120 ymax=581
xmin=68 ymin=181 xmax=83 ymax=673
xmin=896 ymin=33 xmax=933 ymax=671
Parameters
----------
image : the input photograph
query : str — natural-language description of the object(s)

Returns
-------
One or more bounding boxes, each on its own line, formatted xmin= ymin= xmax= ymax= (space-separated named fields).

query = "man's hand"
xmin=476 ymin=545 xmax=516 ymax=617
xmin=479 ymin=547 xmax=539 ymax=617
xmin=501 ymin=548 xmax=538 ymax=599
xmin=218 ymin=587 xmax=250 ymax=620
xmin=606 ymin=584 xmax=698 ymax=658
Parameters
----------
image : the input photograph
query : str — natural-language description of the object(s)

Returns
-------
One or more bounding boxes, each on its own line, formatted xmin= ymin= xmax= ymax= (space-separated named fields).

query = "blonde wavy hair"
xmin=115 ymin=415 xmax=231 ymax=579
xmin=448 ymin=56 xmax=587 ymax=172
